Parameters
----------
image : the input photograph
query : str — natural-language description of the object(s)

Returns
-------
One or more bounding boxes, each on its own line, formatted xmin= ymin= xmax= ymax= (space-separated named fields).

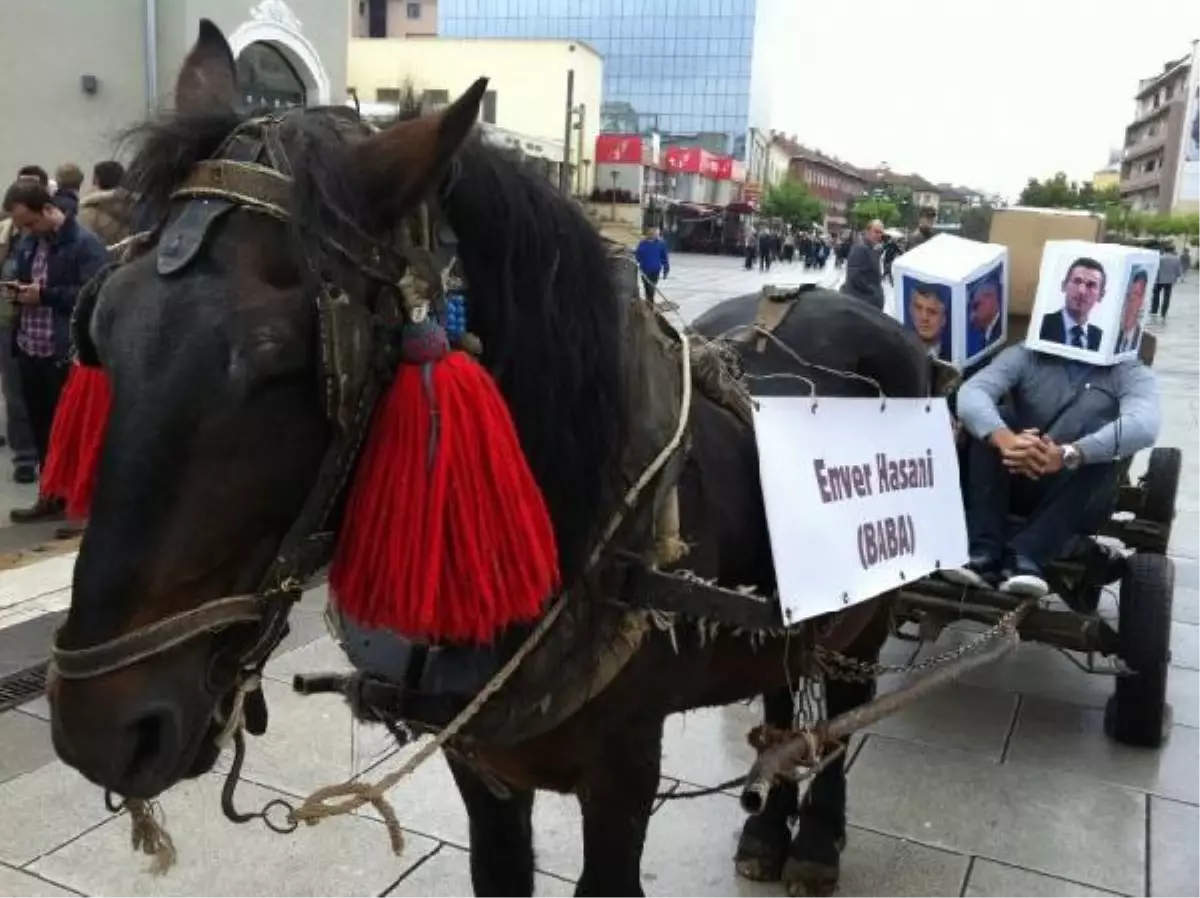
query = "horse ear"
xmin=175 ymin=19 xmax=238 ymax=115
xmin=354 ymin=78 xmax=488 ymax=223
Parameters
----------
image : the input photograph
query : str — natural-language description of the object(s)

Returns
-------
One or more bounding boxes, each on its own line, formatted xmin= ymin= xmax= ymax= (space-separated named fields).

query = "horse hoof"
xmin=734 ymin=817 xmax=791 ymax=882
xmin=782 ymin=858 xmax=840 ymax=897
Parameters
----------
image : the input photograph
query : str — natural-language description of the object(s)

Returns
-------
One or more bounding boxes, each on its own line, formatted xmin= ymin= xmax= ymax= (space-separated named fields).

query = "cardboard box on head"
xmin=892 ymin=234 xmax=1009 ymax=369
xmin=1025 ymin=240 xmax=1159 ymax=366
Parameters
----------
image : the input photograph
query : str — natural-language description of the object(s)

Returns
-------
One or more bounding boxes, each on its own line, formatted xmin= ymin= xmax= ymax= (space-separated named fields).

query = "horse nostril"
xmin=122 ymin=705 xmax=181 ymax=782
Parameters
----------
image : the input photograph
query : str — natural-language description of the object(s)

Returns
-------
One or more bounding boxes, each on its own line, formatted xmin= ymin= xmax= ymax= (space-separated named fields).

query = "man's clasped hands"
xmin=990 ymin=428 xmax=1065 ymax=479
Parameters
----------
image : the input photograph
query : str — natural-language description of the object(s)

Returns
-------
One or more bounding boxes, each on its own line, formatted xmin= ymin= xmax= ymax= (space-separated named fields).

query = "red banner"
xmin=595 ymin=134 xmax=643 ymax=165
xmin=712 ymin=156 xmax=734 ymax=180
xmin=665 ymin=147 xmax=728 ymax=178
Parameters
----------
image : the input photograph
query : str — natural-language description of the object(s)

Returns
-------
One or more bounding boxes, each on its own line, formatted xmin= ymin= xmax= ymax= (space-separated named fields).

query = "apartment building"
xmin=352 ymin=0 xmax=438 ymax=38
xmin=1119 ymin=49 xmax=1192 ymax=214
xmin=770 ymin=135 xmax=866 ymax=231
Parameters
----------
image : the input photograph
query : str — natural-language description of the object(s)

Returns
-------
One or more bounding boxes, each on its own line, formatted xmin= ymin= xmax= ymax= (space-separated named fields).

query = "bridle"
xmin=50 ymin=110 xmax=456 ymax=706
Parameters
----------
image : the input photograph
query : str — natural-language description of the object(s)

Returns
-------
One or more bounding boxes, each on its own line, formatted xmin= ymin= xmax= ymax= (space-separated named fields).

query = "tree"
xmin=849 ymin=196 xmax=901 ymax=228
xmin=959 ymin=204 xmax=995 ymax=241
xmin=761 ymin=179 xmax=824 ymax=228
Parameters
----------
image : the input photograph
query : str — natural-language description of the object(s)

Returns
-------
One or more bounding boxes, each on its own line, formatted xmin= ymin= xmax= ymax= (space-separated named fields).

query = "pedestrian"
xmin=52 ymin=163 xmax=84 ymax=217
xmin=758 ymin=228 xmax=772 ymax=272
xmin=1 ymin=179 xmax=107 ymax=523
xmin=841 ymin=218 xmax=886 ymax=310
xmin=634 ymin=226 xmax=669 ymax=302
xmin=907 ymin=206 xmax=937 ymax=251
xmin=1181 ymin=246 xmax=1192 ymax=277
xmin=1151 ymin=245 xmax=1183 ymax=321
xmin=0 ymin=166 xmax=48 ymax=484
xmin=76 ymin=160 xmax=134 ymax=245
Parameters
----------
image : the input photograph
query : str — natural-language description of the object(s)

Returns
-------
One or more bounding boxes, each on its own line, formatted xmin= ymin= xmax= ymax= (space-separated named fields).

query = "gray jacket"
xmin=957 ymin=344 xmax=1161 ymax=464
xmin=841 ymin=238 xmax=884 ymax=309
xmin=1157 ymin=254 xmax=1183 ymax=284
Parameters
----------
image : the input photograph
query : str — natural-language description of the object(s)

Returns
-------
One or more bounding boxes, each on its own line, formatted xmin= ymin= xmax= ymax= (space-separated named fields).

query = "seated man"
xmin=947 ymin=341 xmax=1161 ymax=597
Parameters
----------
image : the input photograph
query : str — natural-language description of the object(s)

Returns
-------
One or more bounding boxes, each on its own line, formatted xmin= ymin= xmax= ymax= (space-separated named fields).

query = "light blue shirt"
xmin=957 ymin=345 xmax=1161 ymax=464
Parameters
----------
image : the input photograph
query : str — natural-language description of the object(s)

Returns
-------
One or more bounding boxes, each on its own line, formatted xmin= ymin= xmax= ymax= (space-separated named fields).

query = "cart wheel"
xmin=1141 ymin=447 xmax=1182 ymax=526
xmin=1106 ymin=553 xmax=1174 ymax=748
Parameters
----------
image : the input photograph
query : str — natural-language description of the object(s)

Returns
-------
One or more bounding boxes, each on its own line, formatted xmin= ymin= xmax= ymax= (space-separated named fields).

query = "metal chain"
xmin=814 ymin=602 xmax=1027 ymax=683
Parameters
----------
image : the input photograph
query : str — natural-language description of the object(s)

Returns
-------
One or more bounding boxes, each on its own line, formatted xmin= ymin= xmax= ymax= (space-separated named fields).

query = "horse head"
xmin=49 ymin=19 xmax=493 ymax=800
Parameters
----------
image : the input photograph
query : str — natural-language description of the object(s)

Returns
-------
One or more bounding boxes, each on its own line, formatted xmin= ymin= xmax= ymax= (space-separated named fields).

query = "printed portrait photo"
xmin=901 ymin=277 xmax=952 ymax=362
xmin=964 ymin=263 xmax=1005 ymax=363
xmin=1037 ymin=253 xmax=1107 ymax=352
xmin=1114 ymin=264 xmax=1150 ymax=357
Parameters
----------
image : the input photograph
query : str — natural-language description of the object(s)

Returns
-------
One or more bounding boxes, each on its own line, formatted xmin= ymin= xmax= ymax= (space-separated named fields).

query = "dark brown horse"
xmin=48 ymin=21 xmax=931 ymax=897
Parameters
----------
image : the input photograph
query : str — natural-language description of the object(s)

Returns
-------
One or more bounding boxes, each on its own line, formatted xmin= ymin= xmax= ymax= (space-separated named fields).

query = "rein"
xmin=50 ymin=112 xmax=435 ymax=719
xmin=49 ymin=109 xmax=697 ymax=859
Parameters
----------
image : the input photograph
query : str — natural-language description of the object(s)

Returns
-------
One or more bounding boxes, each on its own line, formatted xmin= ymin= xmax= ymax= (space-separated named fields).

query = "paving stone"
xmin=0 ymin=863 xmax=79 ymax=897
xmin=660 ymin=702 xmax=760 ymax=788
xmin=385 ymin=845 xmax=574 ymax=896
xmin=1149 ymin=797 xmax=1200 ymax=897
xmin=1007 ymin=696 xmax=1198 ymax=804
xmin=16 ymin=697 xmax=49 ymax=721
xmin=863 ymin=681 xmax=1018 ymax=761
xmin=263 ymin=633 xmax=352 ymax=685
xmin=1171 ymin=620 xmax=1199 ymax=670
xmin=0 ymin=762 xmax=115 ymax=867
xmin=0 ymin=710 xmax=55 ymax=784
xmin=1174 ymin=586 xmax=1200 ymax=625
xmin=639 ymin=789 xmax=968 ymax=897
xmin=29 ymin=774 xmax=437 ymax=896
xmin=1167 ymin=666 xmax=1198 ymax=728
xmin=213 ymin=677 xmax=354 ymax=798
xmin=847 ymin=735 xmax=1146 ymax=895
xmin=930 ymin=627 xmax=1117 ymax=710
xmin=963 ymin=859 xmax=1120 ymax=896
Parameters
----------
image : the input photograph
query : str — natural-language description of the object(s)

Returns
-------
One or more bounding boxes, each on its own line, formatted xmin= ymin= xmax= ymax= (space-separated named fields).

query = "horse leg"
xmin=575 ymin=719 xmax=664 ymax=897
xmin=448 ymin=755 xmax=536 ymax=897
xmin=734 ymin=689 xmax=797 ymax=881
xmin=783 ymin=611 xmax=891 ymax=897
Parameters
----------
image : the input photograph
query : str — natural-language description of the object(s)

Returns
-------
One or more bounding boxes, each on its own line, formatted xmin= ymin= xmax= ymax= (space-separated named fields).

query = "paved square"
xmin=0 ymin=255 xmax=1195 ymax=896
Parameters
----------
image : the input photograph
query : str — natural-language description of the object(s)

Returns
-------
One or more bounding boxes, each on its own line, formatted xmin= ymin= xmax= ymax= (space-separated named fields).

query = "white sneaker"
xmin=999 ymin=573 xmax=1049 ymax=598
xmin=941 ymin=565 xmax=989 ymax=588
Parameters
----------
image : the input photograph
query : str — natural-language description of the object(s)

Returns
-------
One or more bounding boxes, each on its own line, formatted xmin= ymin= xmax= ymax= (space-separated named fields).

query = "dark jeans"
xmin=640 ymin=270 xmax=659 ymax=301
xmin=0 ymin=324 xmax=36 ymax=466
xmin=16 ymin=353 xmax=69 ymax=469
xmin=1151 ymin=283 xmax=1173 ymax=318
xmin=965 ymin=436 xmax=1118 ymax=570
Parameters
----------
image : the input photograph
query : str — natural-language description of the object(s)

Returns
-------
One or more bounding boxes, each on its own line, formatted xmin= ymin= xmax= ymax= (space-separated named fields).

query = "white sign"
xmin=1026 ymin=240 xmax=1159 ymax=366
xmin=752 ymin=397 xmax=967 ymax=625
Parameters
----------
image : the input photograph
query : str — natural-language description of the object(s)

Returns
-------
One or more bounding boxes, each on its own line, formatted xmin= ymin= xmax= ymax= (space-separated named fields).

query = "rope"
xmin=275 ymin=302 xmax=695 ymax=847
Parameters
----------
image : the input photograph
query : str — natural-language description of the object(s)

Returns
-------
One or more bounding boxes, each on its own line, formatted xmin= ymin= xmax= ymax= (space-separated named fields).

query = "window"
xmin=407 ymin=1 xmax=421 ymax=18
xmin=376 ymin=87 xmax=401 ymax=104
xmin=421 ymin=88 xmax=451 ymax=111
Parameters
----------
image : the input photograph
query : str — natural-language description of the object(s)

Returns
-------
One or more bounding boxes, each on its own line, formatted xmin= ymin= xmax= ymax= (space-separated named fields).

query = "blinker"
xmin=157 ymin=198 xmax=237 ymax=276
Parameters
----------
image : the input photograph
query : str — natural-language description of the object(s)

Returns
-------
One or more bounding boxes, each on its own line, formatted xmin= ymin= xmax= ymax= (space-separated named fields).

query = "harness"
xmin=50 ymin=112 xmax=459 ymax=710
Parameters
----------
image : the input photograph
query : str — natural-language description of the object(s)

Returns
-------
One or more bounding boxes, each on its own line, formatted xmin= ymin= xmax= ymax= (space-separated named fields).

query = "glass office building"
xmin=438 ymin=0 xmax=763 ymax=159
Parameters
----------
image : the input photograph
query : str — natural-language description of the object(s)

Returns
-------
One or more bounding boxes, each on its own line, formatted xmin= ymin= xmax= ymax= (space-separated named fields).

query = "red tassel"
xmin=329 ymin=350 xmax=559 ymax=644
xmin=40 ymin=363 xmax=112 ymax=520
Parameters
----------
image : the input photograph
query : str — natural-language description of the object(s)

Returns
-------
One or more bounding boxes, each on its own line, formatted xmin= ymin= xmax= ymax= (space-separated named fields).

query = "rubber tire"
xmin=1142 ymin=447 xmax=1182 ymax=526
xmin=1108 ymin=553 xmax=1174 ymax=748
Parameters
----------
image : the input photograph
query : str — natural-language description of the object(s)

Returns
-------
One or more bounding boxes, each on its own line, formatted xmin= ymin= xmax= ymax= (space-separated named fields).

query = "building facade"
xmin=435 ymin=0 xmax=782 ymax=161
xmin=348 ymin=37 xmax=602 ymax=193
xmin=0 ymin=0 xmax=348 ymax=187
xmin=1119 ymin=49 xmax=1192 ymax=214
xmin=352 ymin=0 xmax=438 ymax=38
xmin=771 ymin=137 xmax=865 ymax=232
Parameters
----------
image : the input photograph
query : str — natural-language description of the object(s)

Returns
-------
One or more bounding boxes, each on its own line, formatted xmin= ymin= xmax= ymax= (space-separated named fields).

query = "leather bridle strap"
xmin=52 ymin=595 xmax=271 ymax=680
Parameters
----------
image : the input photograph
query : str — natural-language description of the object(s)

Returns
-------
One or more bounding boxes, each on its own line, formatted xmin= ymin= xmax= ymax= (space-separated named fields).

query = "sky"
xmin=766 ymin=0 xmax=1197 ymax=200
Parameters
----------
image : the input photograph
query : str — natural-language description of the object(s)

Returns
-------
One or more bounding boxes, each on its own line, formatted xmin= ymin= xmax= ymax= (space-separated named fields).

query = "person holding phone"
xmin=1 ymin=179 xmax=107 ymax=523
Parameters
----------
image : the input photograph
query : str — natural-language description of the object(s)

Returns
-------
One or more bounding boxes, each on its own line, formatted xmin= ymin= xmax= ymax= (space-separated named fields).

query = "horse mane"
xmin=121 ymin=105 xmax=627 ymax=583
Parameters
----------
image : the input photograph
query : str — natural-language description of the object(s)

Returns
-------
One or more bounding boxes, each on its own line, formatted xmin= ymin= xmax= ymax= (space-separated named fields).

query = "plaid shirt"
xmin=16 ymin=241 xmax=54 ymax=358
